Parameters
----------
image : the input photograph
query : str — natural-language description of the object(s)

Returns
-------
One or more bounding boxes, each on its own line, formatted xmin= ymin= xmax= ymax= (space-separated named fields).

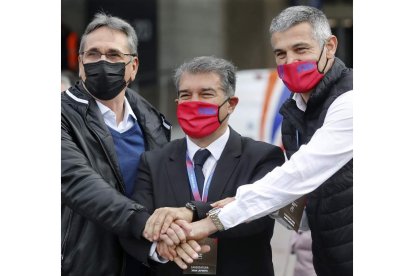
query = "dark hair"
xmin=79 ymin=12 xmax=138 ymax=55
xmin=174 ymin=56 xmax=237 ymax=97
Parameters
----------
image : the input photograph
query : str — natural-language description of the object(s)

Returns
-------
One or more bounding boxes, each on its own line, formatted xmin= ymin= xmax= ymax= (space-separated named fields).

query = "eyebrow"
xmin=201 ymin=87 xmax=217 ymax=92
xmin=273 ymin=48 xmax=283 ymax=54
xmin=273 ymin=42 xmax=311 ymax=53
xmin=178 ymin=87 xmax=218 ymax=98
xmin=292 ymin=42 xmax=311 ymax=48
xmin=178 ymin=87 xmax=217 ymax=93
xmin=84 ymin=47 xmax=123 ymax=53
xmin=178 ymin=89 xmax=189 ymax=94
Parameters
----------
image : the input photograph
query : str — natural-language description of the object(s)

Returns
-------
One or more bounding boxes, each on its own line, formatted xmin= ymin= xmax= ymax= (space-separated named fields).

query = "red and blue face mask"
xmin=177 ymin=99 xmax=229 ymax=138
xmin=277 ymin=47 xmax=328 ymax=93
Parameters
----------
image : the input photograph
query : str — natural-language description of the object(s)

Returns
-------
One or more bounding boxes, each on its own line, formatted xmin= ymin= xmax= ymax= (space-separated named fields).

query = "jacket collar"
xmin=307 ymin=57 xmax=348 ymax=109
xmin=208 ymin=127 xmax=242 ymax=202
xmin=66 ymin=82 xmax=171 ymax=150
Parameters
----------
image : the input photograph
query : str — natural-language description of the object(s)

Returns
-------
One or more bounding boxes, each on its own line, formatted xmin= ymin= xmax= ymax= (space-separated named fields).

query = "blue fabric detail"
xmin=108 ymin=120 xmax=145 ymax=197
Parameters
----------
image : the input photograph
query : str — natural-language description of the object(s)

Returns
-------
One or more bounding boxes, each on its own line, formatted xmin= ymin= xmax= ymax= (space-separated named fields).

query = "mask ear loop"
xmin=316 ymin=44 xmax=329 ymax=74
xmin=217 ymin=97 xmax=231 ymax=124
xmin=124 ymin=55 xmax=136 ymax=89
xmin=125 ymin=55 xmax=134 ymax=66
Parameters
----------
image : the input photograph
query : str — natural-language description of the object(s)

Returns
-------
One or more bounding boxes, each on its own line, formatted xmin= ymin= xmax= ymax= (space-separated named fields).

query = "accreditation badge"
xmin=183 ymin=238 xmax=218 ymax=275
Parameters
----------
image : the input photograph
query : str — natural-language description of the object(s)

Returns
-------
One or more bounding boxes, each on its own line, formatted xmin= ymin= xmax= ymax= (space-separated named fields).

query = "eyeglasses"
xmin=80 ymin=50 xmax=137 ymax=63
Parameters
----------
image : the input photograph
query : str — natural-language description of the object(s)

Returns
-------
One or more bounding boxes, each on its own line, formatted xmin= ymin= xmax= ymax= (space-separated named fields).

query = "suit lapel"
xmin=207 ymin=128 xmax=242 ymax=202
xmin=166 ymin=139 xmax=192 ymax=206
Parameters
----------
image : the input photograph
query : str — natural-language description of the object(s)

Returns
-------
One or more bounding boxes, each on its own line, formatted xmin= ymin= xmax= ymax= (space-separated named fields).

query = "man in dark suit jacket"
xmin=123 ymin=56 xmax=285 ymax=276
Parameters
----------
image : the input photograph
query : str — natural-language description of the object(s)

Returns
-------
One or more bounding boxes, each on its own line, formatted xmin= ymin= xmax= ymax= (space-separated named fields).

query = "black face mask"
xmin=82 ymin=60 xmax=128 ymax=100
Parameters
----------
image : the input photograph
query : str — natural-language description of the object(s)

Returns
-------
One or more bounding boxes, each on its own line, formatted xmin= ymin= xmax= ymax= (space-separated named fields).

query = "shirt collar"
xmin=95 ymin=96 xmax=137 ymax=126
xmin=186 ymin=127 xmax=230 ymax=161
xmin=293 ymin=93 xmax=307 ymax=112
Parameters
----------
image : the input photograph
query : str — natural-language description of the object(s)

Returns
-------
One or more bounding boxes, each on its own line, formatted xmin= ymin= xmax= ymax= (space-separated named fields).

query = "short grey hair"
xmin=269 ymin=6 xmax=331 ymax=47
xmin=79 ymin=12 xmax=138 ymax=55
xmin=174 ymin=56 xmax=237 ymax=97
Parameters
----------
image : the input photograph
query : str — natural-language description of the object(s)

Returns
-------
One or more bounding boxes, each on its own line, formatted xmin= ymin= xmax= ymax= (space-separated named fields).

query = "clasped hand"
xmin=142 ymin=207 xmax=209 ymax=269
xmin=142 ymin=197 xmax=235 ymax=269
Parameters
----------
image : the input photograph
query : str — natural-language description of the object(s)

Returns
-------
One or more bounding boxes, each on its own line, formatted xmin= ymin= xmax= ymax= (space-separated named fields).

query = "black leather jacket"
xmin=61 ymin=83 xmax=171 ymax=276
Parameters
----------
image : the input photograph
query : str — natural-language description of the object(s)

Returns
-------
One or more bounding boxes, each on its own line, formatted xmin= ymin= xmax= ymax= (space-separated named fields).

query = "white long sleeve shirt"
xmin=218 ymin=90 xmax=353 ymax=229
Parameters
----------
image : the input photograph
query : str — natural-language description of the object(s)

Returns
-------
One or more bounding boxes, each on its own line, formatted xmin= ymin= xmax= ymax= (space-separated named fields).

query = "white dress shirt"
xmin=95 ymin=97 xmax=137 ymax=132
xmin=186 ymin=127 xmax=230 ymax=196
xmin=218 ymin=90 xmax=353 ymax=229
xmin=149 ymin=127 xmax=230 ymax=262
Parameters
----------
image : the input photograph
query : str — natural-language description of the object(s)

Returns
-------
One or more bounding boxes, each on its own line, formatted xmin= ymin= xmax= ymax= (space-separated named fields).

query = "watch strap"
xmin=207 ymin=208 xmax=225 ymax=231
xmin=185 ymin=202 xmax=198 ymax=221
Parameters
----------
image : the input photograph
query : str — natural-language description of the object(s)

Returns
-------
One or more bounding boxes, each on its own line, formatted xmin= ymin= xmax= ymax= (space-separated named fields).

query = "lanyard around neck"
xmin=186 ymin=153 xmax=216 ymax=202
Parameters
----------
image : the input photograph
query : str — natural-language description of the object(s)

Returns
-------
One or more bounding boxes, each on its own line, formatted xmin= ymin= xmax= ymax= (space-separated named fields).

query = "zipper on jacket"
xmin=61 ymin=209 xmax=73 ymax=261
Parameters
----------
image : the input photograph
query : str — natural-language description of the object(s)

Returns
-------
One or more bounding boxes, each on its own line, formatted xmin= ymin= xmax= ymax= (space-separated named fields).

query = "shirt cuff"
xmin=148 ymin=242 xmax=169 ymax=263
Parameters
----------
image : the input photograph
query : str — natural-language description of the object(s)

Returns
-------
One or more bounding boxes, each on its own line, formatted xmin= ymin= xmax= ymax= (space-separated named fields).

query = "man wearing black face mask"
xmin=61 ymin=12 xmax=171 ymax=276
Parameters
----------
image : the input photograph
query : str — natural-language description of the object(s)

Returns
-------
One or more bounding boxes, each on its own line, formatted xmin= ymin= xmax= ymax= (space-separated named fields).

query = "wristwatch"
xmin=185 ymin=202 xmax=197 ymax=221
xmin=207 ymin=207 xmax=225 ymax=231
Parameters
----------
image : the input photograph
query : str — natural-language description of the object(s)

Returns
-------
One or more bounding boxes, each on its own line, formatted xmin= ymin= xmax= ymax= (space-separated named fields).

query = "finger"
xmin=180 ymin=242 xmax=200 ymax=259
xmin=166 ymin=227 xmax=181 ymax=245
xmin=143 ymin=214 xmax=152 ymax=239
xmin=168 ymin=245 xmax=178 ymax=258
xmin=200 ymin=244 xmax=211 ymax=254
xmin=187 ymin=240 xmax=201 ymax=252
xmin=152 ymin=210 xmax=167 ymax=241
xmin=157 ymin=242 xmax=174 ymax=261
xmin=176 ymin=245 xmax=195 ymax=264
xmin=175 ymin=219 xmax=192 ymax=235
xmin=211 ymin=197 xmax=234 ymax=208
xmin=221 ymin=197 xmax=234 ymax=206
xmin=173 ymin=256 xmax=188 ymax=270
xmin=160 ymin=213 xmax=175 ymax=235
xmin=159 ymin=233 xmax=176 ymax=247
xmin=176 ymin=220 xmax=208 ymax=240
xmin=170 ymin=222 xmax=187 ymax=243
xmin=143 ymin=213 xmax=157 ymax=241
xmin=210 ymin=200 xmax=223 ymax=208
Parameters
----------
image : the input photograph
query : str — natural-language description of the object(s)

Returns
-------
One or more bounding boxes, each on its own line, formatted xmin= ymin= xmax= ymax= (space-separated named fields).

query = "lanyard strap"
xmin=186 ymin=153 xmax=215 ymax=202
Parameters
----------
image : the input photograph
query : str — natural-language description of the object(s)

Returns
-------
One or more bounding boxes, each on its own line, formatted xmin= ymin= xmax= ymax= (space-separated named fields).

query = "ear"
xmin=78 ymin=55 xmax=85 ymax=80
xmin=129 ymin=57 xmax=140 ymax=82
xmin=325 ymin=35 xmax=338 ymax=59
xmin=227 ymin=96 xmax=239 ymax=114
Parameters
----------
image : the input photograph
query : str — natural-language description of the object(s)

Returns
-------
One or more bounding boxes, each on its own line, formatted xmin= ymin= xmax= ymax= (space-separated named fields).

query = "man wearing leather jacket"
xmin=61 ymin=12 xmax=171 ymax=276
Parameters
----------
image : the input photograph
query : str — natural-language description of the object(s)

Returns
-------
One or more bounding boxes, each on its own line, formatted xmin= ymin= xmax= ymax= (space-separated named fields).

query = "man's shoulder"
xmin=125 ymin=88 xmax=155 ymax=111
xmin=235 ymin=136 xmax=284 ymax=166
xmin=62 ymin=84 xmax=90 ymax=106
xmin=240 ymin=135 xmax=282 ymax=153
xmin=227 ymin=128 xmax=283 ymax=158
xmin=142 ymin=138 xmax=184 ymax=160
xmin=61 ymin=86 xmax=90 ymax=119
